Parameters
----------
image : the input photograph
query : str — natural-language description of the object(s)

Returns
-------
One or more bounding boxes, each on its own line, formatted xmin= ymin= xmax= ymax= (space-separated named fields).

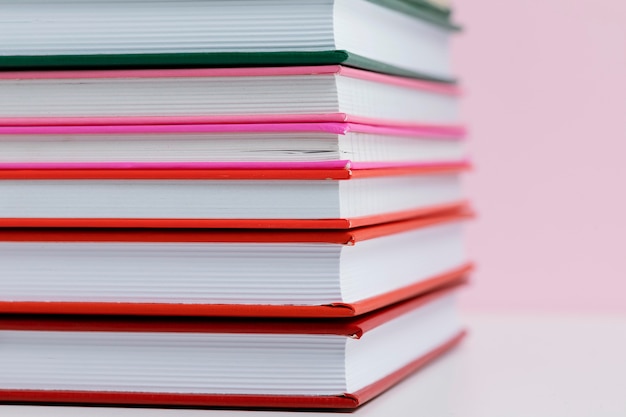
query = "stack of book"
xmin=0 ymin=0 xmax=471 ymax=410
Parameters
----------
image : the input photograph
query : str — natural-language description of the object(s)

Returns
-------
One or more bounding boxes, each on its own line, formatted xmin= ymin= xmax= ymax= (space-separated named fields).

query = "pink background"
xmin=453 ymin=0 xmax=626 ymax=312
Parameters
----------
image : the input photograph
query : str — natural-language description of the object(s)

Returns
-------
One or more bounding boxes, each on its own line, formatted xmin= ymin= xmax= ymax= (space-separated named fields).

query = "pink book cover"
xmin=0 ymin=122 xmax=467 ymax=170
xmin=0 ymin=66 xmax=461 ymax=128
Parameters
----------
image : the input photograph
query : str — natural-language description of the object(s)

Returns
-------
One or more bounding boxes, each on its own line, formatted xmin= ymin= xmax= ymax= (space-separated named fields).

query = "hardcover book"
xmin=0 ymin=122 xmax=466 ymax=169
xmin=0 ymin=213 xmax=471 ymax=317
xmin=0 ymin=0 xmax=459 ymax=82
xmin=0 ymin=286 xmax=465 ymax=409
xmin=0 ymin=164 xmax=468 ymax=229
xmin=0 ymin=66 xmax=460 ymax=128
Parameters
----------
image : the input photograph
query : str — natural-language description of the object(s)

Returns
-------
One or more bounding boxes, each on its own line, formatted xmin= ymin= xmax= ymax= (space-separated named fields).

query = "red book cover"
xmin=0 ymin=286 xmax=465 ymax=410
xmin=0 ymin=163 xmax=469 ymax=229
xmin=0 ymin=212 xmax=472 ymax=317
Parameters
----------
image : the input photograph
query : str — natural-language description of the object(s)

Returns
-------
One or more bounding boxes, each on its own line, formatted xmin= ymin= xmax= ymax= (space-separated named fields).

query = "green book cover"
xmin=0 ymin=0 xmax=460 ymax=82
xmin=0 ymin=52 xmax=456 ymax=83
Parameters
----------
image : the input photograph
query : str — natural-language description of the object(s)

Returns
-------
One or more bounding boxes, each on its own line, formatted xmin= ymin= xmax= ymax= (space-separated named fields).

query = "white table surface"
xmin=2 ymin=312 xmax=625 ymax=417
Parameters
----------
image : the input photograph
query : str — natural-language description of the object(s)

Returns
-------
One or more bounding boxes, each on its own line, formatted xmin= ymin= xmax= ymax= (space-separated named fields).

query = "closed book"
xmin=0 ymin=163 xmax=468 ymax=229
xmin=0 ymin=66 xmax=459 ymax=128
xmin=0 ymin=0 xmax=459 ymax=81
xmin=0 ymin=212 xmax=470 ymax=317
xmin=0 ymin=122 xmax=465 ymax=169
xmin=0 ymin=286 xmax=465 ymax=409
